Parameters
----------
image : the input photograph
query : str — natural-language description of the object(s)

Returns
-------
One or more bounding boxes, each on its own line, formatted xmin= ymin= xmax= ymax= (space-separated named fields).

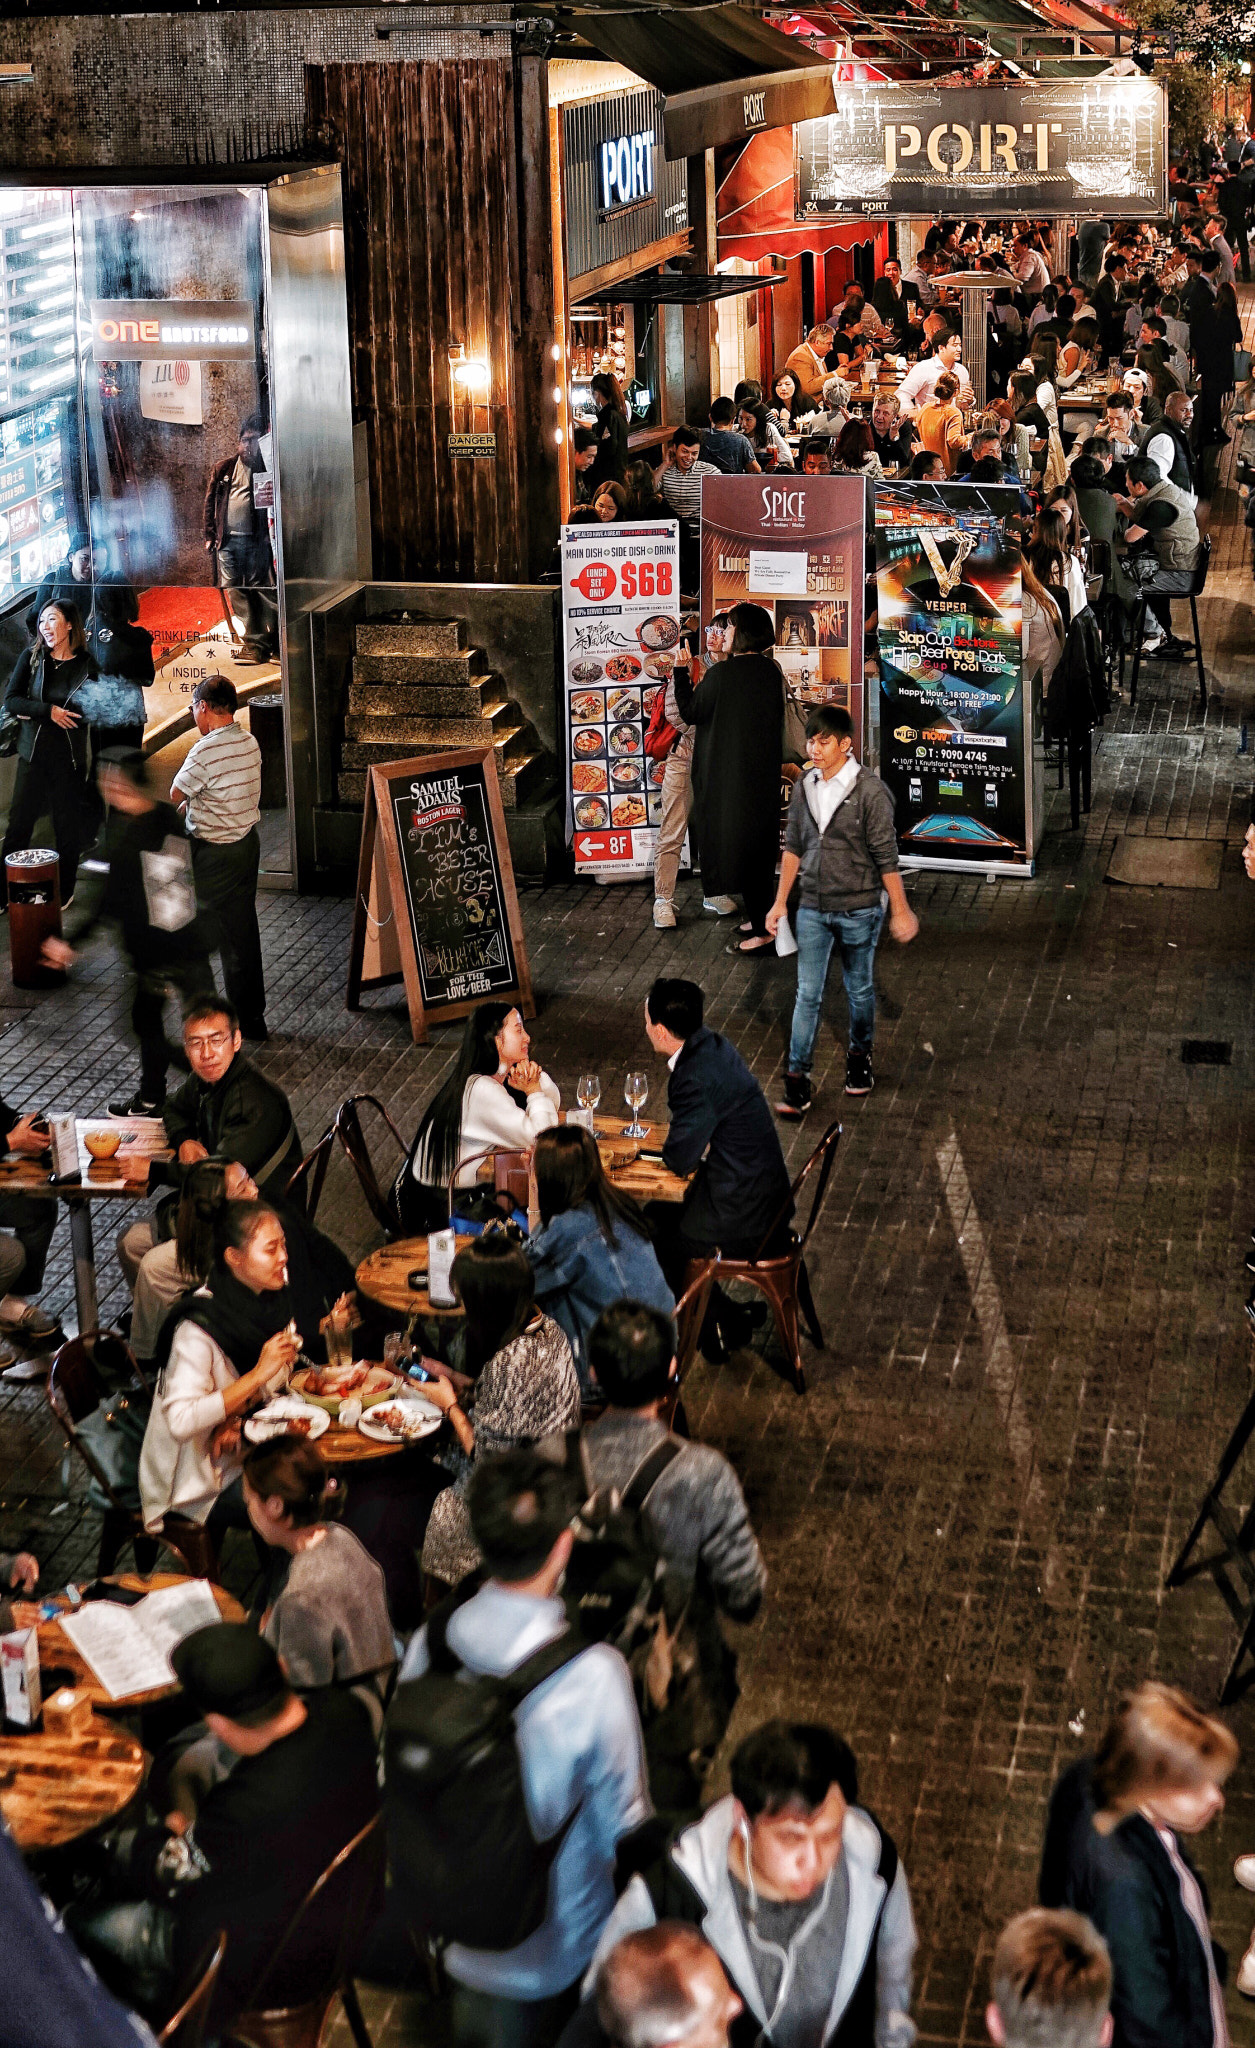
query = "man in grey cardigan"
xmin=768 ymin=705 xmax=917 ymax=1113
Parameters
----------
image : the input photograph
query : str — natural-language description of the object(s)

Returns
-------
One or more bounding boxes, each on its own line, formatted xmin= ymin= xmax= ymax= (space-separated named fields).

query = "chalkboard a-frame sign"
xmin=346 ymin=747 xmax=534 ymax=1044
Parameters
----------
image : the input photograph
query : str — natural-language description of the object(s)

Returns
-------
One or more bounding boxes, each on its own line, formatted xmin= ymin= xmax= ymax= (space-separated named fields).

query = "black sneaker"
xmin=775 ymin=1072 xmax=813 ymax=1120
xmin=844 ymin=1051 xmax=874 ymax=1096
xmin=107 ymin=1092 xmax=165 ymax=1117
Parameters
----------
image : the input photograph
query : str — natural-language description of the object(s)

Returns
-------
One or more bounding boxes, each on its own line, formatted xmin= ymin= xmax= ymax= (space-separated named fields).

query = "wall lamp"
xmin=448 ymin=343 xmax=490 ymax=394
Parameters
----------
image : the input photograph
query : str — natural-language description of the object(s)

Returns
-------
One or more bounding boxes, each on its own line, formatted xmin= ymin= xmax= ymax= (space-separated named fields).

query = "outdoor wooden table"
xmin=355 ymin=1242 xmax=466 ymax=1321
xmin=2 ymin=1116 xmax=171 ymax=1333
xmin=586 ymin=1112 xmax=690 ymax=1205
xmin=317 ymin=1407 xmax=425 ymax=1464
xmin=13 ymin=1574 xmax=245 ymax=1714
xmin=0 ymin=1716 xmax=145 ymax=1852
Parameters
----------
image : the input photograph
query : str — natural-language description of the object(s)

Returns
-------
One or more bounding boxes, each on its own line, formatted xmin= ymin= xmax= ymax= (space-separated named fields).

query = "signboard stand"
xmin=347 ymin=747 xmax=533 ymax=1045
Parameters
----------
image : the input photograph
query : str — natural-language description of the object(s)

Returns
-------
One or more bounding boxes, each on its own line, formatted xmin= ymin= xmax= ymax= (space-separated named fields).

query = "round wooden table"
xmin=0 ymin=1717 xmax=145 ymax=1851
xmin=355 ymin=1241 xmax=466 ymax=1320
xmin=16 ymin=1575 xmax=246 ymax=1714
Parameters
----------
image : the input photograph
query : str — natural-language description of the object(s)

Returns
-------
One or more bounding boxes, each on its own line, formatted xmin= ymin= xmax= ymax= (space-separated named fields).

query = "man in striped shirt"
xmin=172 ymin=675 xmax=267 ymax=1040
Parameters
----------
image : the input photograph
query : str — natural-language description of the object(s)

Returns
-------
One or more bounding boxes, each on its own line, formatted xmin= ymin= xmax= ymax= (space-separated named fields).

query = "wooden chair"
xmin=47 ymin=1337 xmax=220 ymax=1582
xmin=682 ymin=1122 xmax=842 ymax=1395
xmin=159 ymin=1932 xmax=227 ymax=2048
xmin=226 ymin=1813 xmax=385 ymax=2048
xmin=283 ymin=1123 xmax=336 ymax=1224
xmin=333 ymin=1094 xmax=410 ymax=1239
xmin=1128 ymin=535 xmax=1212 ymax=711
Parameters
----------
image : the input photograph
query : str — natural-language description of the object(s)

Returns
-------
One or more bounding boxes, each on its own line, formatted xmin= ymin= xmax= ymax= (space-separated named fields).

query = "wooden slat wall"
xmin=307 ymin=59 xmax=536 ymax=583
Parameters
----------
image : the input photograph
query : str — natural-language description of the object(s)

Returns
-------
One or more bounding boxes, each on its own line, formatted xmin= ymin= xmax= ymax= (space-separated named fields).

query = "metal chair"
xmin=333 ymin=1094 xmax=410 ymax=1239
xmin=226 ymin=1813 xmax=385 ymax=2048
xmin=446 ymin=1146 xmax=531 ymax=1222
xmin=681 ymin=1122 xmax=842 ymax=1395
xmin=666 ymin=1258 xmax=719 ymax=1434
xmin=1128 ymin=535 xmax=1211 ymax=711
xmin=158 ymin=1932 xmax=227 ymax=2048
xmin=283 ymin=1123 xmax=336 ymax=1224
xmin=47 ymin=1336 xmax=220 ymax=1582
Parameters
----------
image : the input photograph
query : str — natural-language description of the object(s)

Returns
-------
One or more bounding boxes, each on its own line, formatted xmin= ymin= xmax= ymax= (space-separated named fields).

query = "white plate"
xmin=357 ymin=1396 xmax=444 ymax=1444
xmin=244 ymin=1396 xmax=330 ymax=1444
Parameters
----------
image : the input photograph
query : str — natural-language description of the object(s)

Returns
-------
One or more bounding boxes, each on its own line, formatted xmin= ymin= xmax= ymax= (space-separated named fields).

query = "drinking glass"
xmin=324 ymin=1298 xmax=354 ymax=1371
xmin=576 ymin=1074 xmax=601 ymax=1112
xmin=623 ymin=1070 xmax=649 ymax=1139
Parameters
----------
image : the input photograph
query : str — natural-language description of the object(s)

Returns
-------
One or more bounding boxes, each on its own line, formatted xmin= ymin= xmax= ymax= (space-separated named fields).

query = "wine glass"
xmin=623 ymin=1070 xmax=649 ymax=1139
xmin=577 ymin=1074 xmax=601 ymax=1111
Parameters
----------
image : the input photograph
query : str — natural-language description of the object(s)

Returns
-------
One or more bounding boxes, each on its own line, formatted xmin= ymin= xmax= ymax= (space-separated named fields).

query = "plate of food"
xmin=571 ymin=762 xmax=608 ymax=794
xmin=244 ymin=1394 xmax=330 ymax=1444
xmin=358 ymin=1396 xmax=444 ymax=1444
xmin=570 ymin=688 xmax=606 ymax=722
xmin=638 ymin=614 xmax=680 ymax=651
xmin=291 ymin=1362 xmax=400 ymax=1416
xmin=611 ymin=759 xmax=642 ymax=789
xmin=608 ymin=722 xmax=641 ymax=756
xmin=647 ymin=757 xmax=666 ymax=787
xmin=644 ymin=654 xmax=674 ymax=681
xmin=573 ymin=728 xmax=606 ymax=758
xmin=575 ymin=796 xmax=609 ymax=829
xmin=569 ymin=659 xmax=604 ymax=686
xmin=611 ymin=794 xmax=647 ymax=827
xmin=605 ymin=653 xmax=642 ymax=683
xmin=606 ymin=687 xmax=641 ymax=720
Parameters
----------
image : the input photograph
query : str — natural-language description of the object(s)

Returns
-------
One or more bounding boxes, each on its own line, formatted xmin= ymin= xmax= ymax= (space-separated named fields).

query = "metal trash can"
xmin=246 ymin=692 xmax=287 ymax=809
xmin=6 ymin=849 xmax=63 ymax=988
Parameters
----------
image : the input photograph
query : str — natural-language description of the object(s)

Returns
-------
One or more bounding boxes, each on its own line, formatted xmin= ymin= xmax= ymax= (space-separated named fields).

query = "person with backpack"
xmin=768 ymin=706 xmax=918 ymax=1116
xmin=388 ymin=1448 xmax=650 ymax=2048
xmin=579 ymin=1720 xmax=917 ymax=2048
xmin=574 ymin=1302 xmax=766 ymax=1817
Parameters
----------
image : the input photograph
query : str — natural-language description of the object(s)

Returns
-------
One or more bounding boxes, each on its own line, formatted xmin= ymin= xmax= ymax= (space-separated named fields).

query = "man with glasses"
xmin=116 ymin=996 xmax=302 ymax=1288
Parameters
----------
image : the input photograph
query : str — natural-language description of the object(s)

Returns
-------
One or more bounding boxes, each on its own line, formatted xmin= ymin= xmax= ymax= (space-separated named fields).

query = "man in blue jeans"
xmin=767 ymin=706 xmax=917 ymax=1114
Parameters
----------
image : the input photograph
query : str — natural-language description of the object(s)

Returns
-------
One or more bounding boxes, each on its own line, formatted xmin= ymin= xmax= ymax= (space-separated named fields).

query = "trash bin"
xmin=246 ymin=692 xmax=287 ymax=809
xmin=7 ymin=849 xmax=63 ymax=988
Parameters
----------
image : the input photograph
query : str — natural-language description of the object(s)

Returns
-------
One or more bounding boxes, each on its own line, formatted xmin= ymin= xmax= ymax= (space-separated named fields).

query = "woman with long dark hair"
xmin=1028 ymin=507 xmax=1086 ymax=618
xmin=419 ymin=1235 xmax=579 ymax=1587
xmin=588 ymin=370 xmax=629 ymax=487
xmin=527 ymin=1126 xmax=673 ymax=1397
xmin=738 ymin=401 xmax=794 ymax=470
xmin=1 ymin=598 xmax=97 ymax=901
xmin=673 ymin=601 xmax=785 ymax=954
xmin=402 ymin=1001 xmax=560 ymax=1230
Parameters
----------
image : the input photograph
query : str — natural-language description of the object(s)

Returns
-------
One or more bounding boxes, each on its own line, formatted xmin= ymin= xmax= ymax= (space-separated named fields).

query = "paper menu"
xmin=59 ymin=1581 xmax=222 ymax=1701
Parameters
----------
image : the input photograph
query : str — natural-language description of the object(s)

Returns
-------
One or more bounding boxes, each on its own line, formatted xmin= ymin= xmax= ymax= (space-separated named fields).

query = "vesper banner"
xmin=796 ymin=77 xmax=1166 ymax=220
xmin=874 ymin=480 xmax=1028 ymax=872
xmin=698 ymin=473 xmax=867 ymax=752
xmin=559 ymin=520 xmax=685 ymax=881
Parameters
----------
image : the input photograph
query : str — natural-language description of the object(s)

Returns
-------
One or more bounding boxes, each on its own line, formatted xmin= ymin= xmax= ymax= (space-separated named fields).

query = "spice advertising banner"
xmin=796 ymin=77 xmax=1166 ymax=220
xmin=698 ymin=473 xmax=867 ymax=752
xmin=560 ymin=520 xmax=685 ymax=880
xmin=874 ymin=480 xmax=1028 ymax=872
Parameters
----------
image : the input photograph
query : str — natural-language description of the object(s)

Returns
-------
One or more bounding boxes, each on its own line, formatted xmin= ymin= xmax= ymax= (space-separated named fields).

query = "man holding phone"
xmin=0 ymin=1098 xmax=59 ymax=1344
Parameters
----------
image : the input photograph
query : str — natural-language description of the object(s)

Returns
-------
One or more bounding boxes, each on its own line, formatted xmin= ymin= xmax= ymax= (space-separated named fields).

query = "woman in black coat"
xmin=672 ymin=602 xmax=783 ymax=953
xmin=89 ymin=582 xmax=154 ymax=755
xmin=587 ymin=372 xmax=629 ymax=488
xmin=1 ymin=598 xmax=97 ymax=902
xmin=1039 ymin=1681 xmax=1236 ymax=2048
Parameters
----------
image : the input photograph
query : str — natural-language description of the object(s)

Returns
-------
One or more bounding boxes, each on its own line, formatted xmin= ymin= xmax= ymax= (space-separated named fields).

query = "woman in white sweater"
xmin=400 ymin=1001 xmax=560 ymax=1230
xmin=139 ymin=1203 xmax=301 ymax=1536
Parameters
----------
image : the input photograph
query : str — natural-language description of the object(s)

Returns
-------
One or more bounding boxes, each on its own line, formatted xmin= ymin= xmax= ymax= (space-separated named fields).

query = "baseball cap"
xmin=171 ymin=1623 xmax=289 ymax=1720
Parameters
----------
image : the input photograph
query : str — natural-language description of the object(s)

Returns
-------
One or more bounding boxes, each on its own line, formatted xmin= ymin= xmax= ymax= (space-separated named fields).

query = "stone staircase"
xmin=337 ymin=616 xmax=554 ymax=812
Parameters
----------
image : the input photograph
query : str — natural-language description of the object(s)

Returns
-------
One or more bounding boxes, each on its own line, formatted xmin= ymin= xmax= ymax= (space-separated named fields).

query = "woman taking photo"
xmin=138 ymin=1202 xmax=302 ymax=1541
xmin=402 ymin=1001 xmax=560 ymax=1230
xmin=673 ymin=602 xmax=784 ymax=955
xmin=420 ymin=1235 xmax=580 ymax=1588
xmin=527 ymin=1125 xmax=674 ymax=1398
xmin=1040 ymin=1681 xmax=1237 ymax=2048
xmin=588 ymin=371 xmax=629 ymax=487
xmin=242 ymin=1435 xmax=396 ymax=1734
xmin=1 ymin=598 xmax=96 ymax=903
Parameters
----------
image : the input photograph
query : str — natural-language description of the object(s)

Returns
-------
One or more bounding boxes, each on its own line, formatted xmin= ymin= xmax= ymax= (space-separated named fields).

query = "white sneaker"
xmin=1235 ymin=1854 xmax=1255 ymax=1892
xmin=1237 ymin=1942 xmax=1255 ymax=1997
xmin=702 ymin=896 xmax=737 ymax=916
xmin=653 ymin=898 xmax=677 ymax=929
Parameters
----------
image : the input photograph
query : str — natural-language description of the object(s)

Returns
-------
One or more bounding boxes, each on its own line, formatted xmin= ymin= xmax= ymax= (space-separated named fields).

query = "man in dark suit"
xmin=643 ymin=978 xmax=792 ymax=1353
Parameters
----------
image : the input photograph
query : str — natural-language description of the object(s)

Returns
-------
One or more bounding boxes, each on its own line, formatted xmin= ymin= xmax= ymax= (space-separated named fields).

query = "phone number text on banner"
xmin=560 ymin=521 xmax=684 ymax=880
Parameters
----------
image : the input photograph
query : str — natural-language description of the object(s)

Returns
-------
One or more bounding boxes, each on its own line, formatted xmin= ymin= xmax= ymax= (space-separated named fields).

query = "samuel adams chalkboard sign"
xmin=347 ymin=747 xmax=534 ymax=1043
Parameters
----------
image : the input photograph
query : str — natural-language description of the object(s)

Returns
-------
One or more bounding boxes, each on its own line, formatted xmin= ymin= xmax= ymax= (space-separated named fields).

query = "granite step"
xmin=337 ymin=744 xmax=551 ymax=811
xmin=356 ymin=618 xmax=465 ymax=656
xmin=343 ymin=702 xmax=516 ymax=746
xmin=342 ymin=718 xmax=535 ymax=767
xmin=352 ymin=649 xmax=488 ymax=687
xmin=347 ymin=677 xmax=507 ymax=720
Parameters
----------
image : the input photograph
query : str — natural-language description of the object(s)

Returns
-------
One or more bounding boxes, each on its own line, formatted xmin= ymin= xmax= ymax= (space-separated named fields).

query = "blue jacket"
xmin=663 ymin=1026 xmax=793 ymax=1253
xmin=528 ymin=1201 xmax=674 ymax=1396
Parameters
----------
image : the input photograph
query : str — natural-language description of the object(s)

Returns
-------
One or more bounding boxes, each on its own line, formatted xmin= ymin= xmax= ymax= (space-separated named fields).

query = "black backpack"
xmin=383 ymin=1594 xmax=589 ymax=1952
xmin=562 ymin=1435 xmax=684 ymax=1655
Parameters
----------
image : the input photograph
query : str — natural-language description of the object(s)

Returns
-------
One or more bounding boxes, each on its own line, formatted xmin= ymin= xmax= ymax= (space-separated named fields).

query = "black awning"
xmin=573 ymin=271 xmax=784 ymax=304
xmin=663 ymin=62 xmax=839 ymax=159
xmin=551 ymin=2 xmax=818 ymax=94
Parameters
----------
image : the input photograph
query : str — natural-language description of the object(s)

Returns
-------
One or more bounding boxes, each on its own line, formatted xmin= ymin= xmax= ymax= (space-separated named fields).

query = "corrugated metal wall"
xmin=563 ymin=86 xmax=689 ymax=284
xmin=307 ymin=58 xmax=532 ymax=582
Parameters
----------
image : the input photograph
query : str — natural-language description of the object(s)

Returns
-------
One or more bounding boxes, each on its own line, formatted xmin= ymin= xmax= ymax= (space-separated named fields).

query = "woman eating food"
xmin=419 ymin=1235 xmax=580 ymax=1590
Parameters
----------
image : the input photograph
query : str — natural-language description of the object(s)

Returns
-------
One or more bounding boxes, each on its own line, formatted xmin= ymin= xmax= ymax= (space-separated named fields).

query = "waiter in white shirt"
xmin=172 ymin=674 xmax=268 ymax=1040
xmin=897 ymin=332 xmax=971 ymax=416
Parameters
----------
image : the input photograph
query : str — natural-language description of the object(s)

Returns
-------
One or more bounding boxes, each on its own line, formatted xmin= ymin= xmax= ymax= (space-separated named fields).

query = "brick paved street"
xmin=5 ymin=558 xmax=1255 ymax=2044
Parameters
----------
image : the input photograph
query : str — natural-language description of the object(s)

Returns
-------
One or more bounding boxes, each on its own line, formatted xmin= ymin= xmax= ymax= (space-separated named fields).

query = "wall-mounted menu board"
xmin=347 ymin=747 xmax=533 ymax=1043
